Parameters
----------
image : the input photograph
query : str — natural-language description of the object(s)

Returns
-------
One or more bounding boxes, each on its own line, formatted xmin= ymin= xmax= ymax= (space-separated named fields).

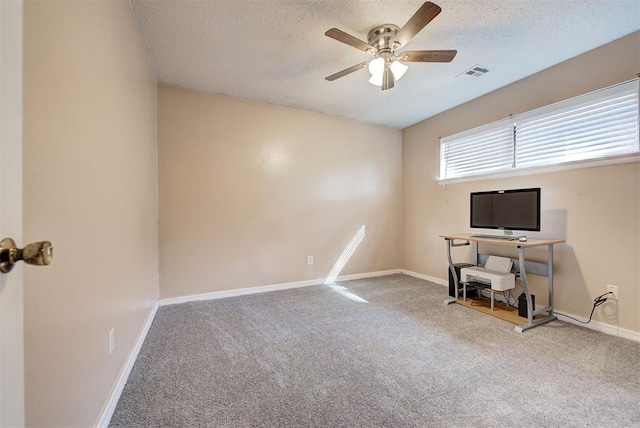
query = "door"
xmin=0 ymin=0 xmax=25 ymax=426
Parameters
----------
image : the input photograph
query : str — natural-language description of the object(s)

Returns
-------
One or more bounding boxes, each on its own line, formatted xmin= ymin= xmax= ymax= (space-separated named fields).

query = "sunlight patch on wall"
xmin=324 ymin=225 xmax=367 ymax=303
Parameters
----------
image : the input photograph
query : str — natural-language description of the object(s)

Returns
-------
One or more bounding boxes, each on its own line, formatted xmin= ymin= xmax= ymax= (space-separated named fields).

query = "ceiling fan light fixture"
xmin=368 ymin=57 xmax=384 ymax=76
xmin=368 ymin=73 xmax=383 ymax=87
xmin=368 ymin=57 xmax=385 ymax=86
xmin=390 ymin=60 xmax=408 ymax=80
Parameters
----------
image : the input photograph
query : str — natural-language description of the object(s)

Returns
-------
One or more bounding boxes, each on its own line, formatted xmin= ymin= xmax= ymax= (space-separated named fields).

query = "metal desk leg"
xmin=444 ymin=238 xmax=457 ymax=305
xmin=548 ymin=244 xmax=554 ymax=314
xmin=514 ymin=245 xmax=557 ymax=332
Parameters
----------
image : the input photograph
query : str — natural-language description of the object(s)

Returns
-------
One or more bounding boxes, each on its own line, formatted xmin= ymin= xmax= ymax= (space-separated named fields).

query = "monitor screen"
xmin=470 ymin=188 xmax=541 ymax=231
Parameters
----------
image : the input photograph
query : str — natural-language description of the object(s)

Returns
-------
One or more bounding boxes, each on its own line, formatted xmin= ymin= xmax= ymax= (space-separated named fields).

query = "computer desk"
xmin=439 ymin=233 xmax=565 ymax=332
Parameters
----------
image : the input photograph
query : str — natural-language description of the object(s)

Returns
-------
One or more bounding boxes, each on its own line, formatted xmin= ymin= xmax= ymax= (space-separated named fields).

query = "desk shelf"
xmin=456 ymin=297 xmax=528 ymax=325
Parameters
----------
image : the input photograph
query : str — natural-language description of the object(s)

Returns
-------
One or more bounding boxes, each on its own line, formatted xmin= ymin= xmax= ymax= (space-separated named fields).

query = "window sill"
xmin=437 ymin=153 xmax=640 ymax=186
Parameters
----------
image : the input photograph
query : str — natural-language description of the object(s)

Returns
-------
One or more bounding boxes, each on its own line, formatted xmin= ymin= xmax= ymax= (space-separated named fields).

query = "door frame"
xmin=0 ymin=0 xmax=25 ymax=425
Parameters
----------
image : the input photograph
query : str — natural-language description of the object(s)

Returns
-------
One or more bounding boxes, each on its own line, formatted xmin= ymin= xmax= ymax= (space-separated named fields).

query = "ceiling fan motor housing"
xmin=367 ymin=24 xmax=400 ymax=55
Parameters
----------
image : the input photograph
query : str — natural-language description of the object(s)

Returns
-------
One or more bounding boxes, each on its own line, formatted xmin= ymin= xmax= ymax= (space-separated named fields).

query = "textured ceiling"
xmin=130 ymin=0 xmax=640 ymax=129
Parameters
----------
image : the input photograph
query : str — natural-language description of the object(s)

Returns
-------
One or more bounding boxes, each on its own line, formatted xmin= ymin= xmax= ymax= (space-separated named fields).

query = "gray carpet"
xmin=110 ymin=274 xmax=640 ymax=427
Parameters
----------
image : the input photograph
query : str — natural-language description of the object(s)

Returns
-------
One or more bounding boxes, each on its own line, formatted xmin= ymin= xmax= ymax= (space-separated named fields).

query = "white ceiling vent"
xmin=458 ymin=65 xmax=491 ymax=78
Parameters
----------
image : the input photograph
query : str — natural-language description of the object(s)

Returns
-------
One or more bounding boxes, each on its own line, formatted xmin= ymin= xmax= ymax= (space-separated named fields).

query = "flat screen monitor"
xmin=470 ymin=188 xmax=541 ymax=232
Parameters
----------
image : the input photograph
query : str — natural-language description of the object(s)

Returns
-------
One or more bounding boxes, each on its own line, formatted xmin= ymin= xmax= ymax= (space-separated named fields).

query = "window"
xmin=440 ymin=78 xmax=639 ymax=181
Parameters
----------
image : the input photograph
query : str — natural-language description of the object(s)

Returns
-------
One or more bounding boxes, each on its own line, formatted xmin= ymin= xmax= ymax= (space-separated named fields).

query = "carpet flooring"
xmin=110 ymin=274 xmax=640 ymax=427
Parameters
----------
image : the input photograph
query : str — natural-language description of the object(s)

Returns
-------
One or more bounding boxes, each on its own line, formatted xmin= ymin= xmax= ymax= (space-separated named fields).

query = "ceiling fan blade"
xmin=325 ymin=61 xmax=368 ymax=81
xmin=382 ymin=67 xmax=395 ymax=91
xmin=392 ymin=2 xmax=441 ymax=49
xmin=398 ymin=50 xmax=457 ymax=62
xmin=325 ymin=28 xmax=376 ymax=54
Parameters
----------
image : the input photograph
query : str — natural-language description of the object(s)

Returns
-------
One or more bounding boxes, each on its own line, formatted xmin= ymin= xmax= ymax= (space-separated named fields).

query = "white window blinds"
xmin=439 ymin=79 xmax=639 ymax=181
xmin=440 ymin=119 xmax=514 ymax=180
xmin=515 ymin=82 xmax=639 ymax=168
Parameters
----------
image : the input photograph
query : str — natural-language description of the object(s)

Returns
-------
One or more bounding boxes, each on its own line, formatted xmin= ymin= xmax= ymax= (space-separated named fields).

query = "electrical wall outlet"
xmin=606 ymin=284 xmax=618 ymax=300
xmin=108 ymin=328 xmax=115 ymax=355
xmin=307 ymin=255 xmax=313 ymax=266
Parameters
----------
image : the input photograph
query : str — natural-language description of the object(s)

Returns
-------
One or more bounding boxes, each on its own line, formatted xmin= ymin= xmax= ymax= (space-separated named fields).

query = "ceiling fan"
xmin=324 ymin=1 xmax=457 ymax=91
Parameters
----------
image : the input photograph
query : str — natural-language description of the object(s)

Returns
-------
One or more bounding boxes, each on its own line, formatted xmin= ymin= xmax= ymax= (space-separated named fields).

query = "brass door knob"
xmin=0 ymin=238 xmax=53 ymax=274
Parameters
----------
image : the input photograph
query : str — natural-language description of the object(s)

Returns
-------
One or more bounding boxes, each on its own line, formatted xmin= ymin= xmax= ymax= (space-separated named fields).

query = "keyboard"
xmin=471 ymin=234 xmax=518 ymax=241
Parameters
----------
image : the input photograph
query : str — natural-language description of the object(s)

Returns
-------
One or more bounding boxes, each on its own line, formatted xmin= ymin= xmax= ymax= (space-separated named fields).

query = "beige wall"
xmin=158 ymin=86 xmax=402 ymax=299
xmin=403 ymin=32 xmax=640 ymax=333
xmin=23 ymin=1 xmax=159 ymax=426
xmin=18 ymin=2 xmax=638 ymax=424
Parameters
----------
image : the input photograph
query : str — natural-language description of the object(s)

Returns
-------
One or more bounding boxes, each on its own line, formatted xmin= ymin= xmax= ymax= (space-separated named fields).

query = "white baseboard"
xmin=479 ymin=294 xmax=640 ymax=343
xmin=398 ymin=270 xmax=640 ymax=343
xmin=483 ymin=294 xmax=640 ymax=343
xmin=554 ymin=311 xmax=640 ymax=343
xmin=96 ymin=301 xmax=159 ymax=428
xmin=401 ymin=270 xmax=446 ymax=286
xmin=337 ymin=269 xmax=402 ymax=282
xmin=159 ymin=269 xmax=402 ymax=307
xmin=95 ymin=269 xmax=639 ymax=428
xmin=159 ymin=279 xmax=320 ymax=306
